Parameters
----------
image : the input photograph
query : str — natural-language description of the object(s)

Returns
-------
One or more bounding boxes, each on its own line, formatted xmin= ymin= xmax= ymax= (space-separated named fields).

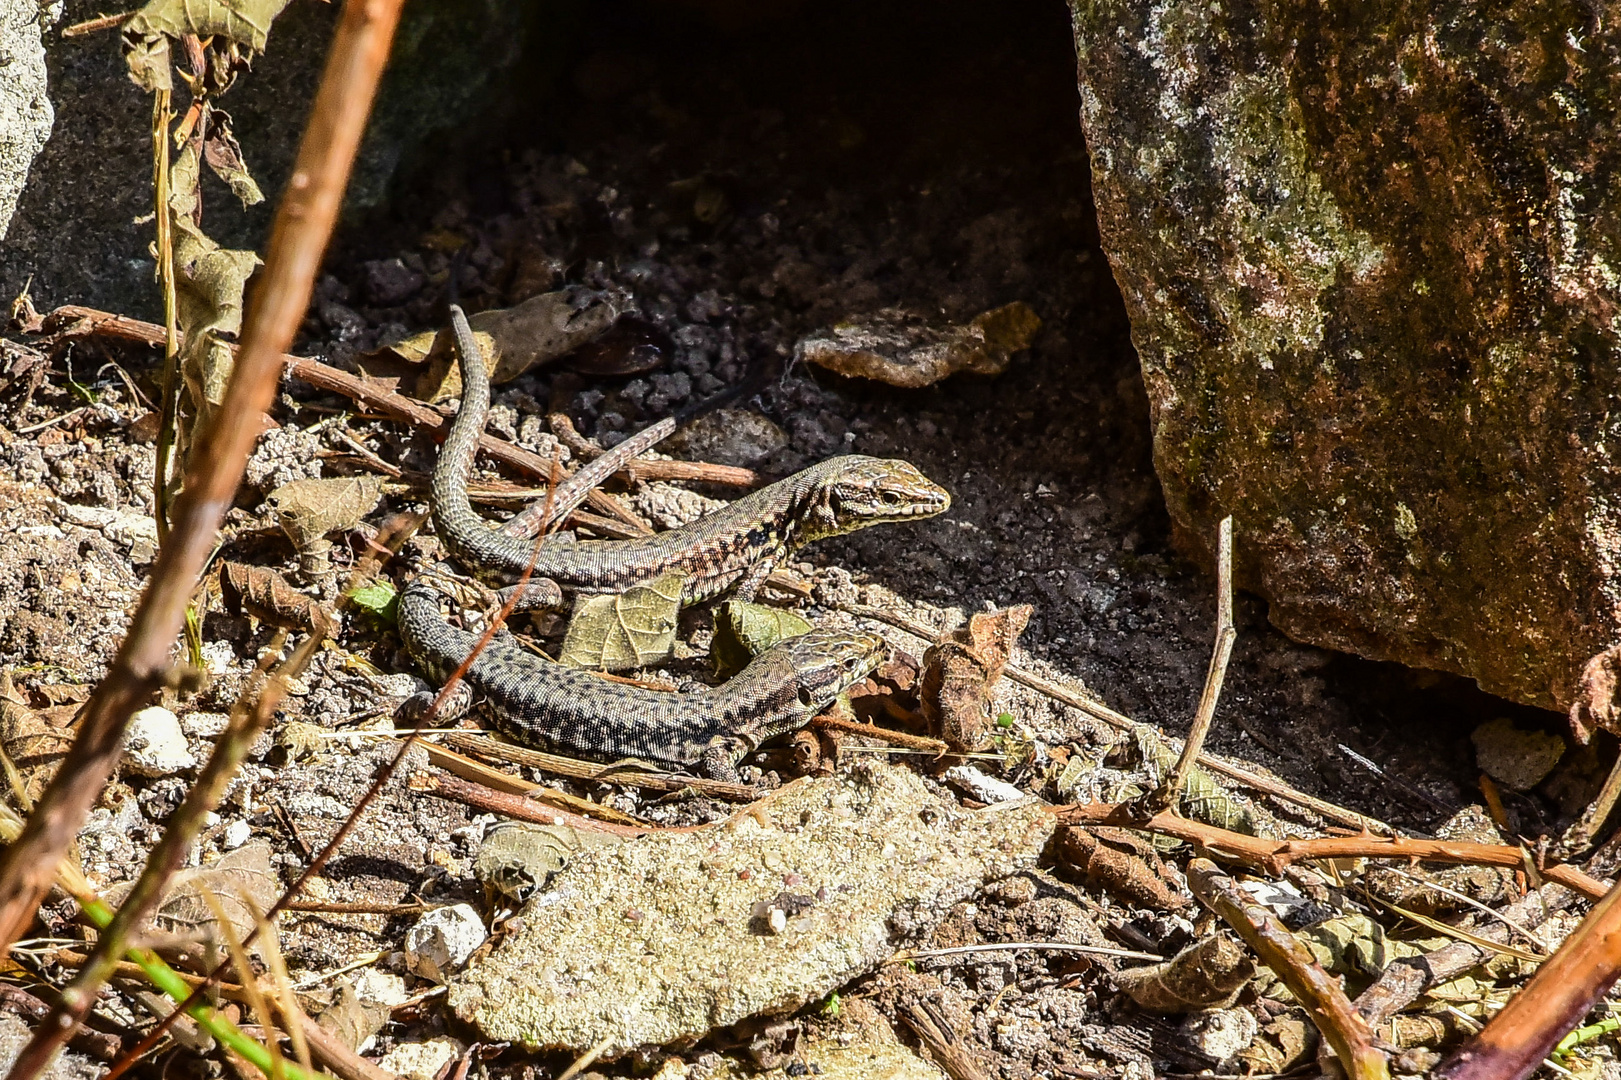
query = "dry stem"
xmin=1188 ymin=858 xmax=1389 ymax=1080
xmin=0 ymin=0 xmax=406 ymax=961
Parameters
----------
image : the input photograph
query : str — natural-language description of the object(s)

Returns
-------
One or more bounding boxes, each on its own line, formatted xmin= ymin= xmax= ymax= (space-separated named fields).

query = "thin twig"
xmin=411 ymin=769 xmax=658 ymax=838
xmin=443 ymin=731 xmax=759 ymax=800
xmin=151 ymin=88 xmax=179 ymax=541
xmin=892 ymin=941 xmax=1163 ymax=963
xmin=1188 ymin=859 xmax=1390 ymax=1080
xmin=422 ymin=742 xmax=648 ymax=827
xmin=810 ymin=713 xmax=949 ymax=753
xmin=0 ymin=0 xmax=406 ymax=963
xmin=840 ymin=602 xmax=1393 ymax=835
xmin=500 ymin=416 xmax=676 ymax=538
xmin=1057 ymin=801 xmax=1609 ymax=899
xmin=1155 ymin=515 xmax=1236 ymax=812
xmin=1351 ymin=884 xmax=1576 ymax=1030
xmin=60 ymin=10 xmax=136 ymax=36
xmin=1435 ymin=879 xmax=1621 ymax=1080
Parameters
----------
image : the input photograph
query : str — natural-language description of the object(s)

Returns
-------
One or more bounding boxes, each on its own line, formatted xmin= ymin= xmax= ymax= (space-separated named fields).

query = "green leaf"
xmin=557 ymin=574 xmax=684 ymax=671
xmin=350 ymin=580 xmax=398 ymax=623
xmin=710 ymin=600 xmax=812 ymax=678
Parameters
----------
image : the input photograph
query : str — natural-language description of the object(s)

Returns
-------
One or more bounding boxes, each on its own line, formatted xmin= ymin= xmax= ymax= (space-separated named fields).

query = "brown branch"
xmin=0 ymin=0 xmax=405 ymax=962
xmin=1188 ymin=859 xmax=1390 ymax=1080
xmin=443 ymin=731 xmax=760 ymax=801
xmin=410 ymin=768 xmax=661 ymax=838
xmin=810 ymin=713 xmax=949 ymax=753
xmin=421 ymin=742 xmax=647 ymax=827
xmin=1056 ymin=801 xmax=1610 ymax=900
xmin=1435 ymin=879 xmax=1621 ymax=1080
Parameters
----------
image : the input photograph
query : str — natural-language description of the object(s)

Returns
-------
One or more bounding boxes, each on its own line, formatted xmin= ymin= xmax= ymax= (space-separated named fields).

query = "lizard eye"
xmin=797 ymin=686 xmax=816 ymax=707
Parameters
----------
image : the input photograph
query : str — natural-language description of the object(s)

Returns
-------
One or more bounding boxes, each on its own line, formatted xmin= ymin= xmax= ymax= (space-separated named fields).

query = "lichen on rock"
xmin=1070 ymin=0 xmax=1621 ymax=710
xmin=447 ymin=762 xmax=1053 ymax=1057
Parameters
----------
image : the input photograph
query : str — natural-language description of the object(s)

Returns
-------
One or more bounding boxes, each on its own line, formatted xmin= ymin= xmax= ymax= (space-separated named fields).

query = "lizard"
xmin=429 ymin=304 xmax=951 ymax=607
xmin=397 ymin=571 xmax=885 ymax=782
xmin=394 ymin=305 xmax=945 ymax=779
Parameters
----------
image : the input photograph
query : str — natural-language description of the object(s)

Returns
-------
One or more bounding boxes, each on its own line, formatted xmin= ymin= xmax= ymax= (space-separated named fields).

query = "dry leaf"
xmin=1 ymin=671 xmax=73 ymax=806
xmin=557 ymin=574 xmax=684 ymax=671
xmin=368 ymin=288 xmax=626 ymax=401
xmin=315 ymin=980 xmax=391 ymax=1053
xmin=920 ymin=604 xmax=1031 ymax=751
xmin=123 ymin=0 xmax=292 ymax=92
xmin=105 ymin=840 xmax=278 ymax=970
xmin=711 ymin=600 xmax=812 ymax=678
xmin=202 ymin=110 xmax=264 ymax=206
xmin=1057 ymin=825 xmax=1191 ymax=912
xmin=219 ymin=561 xmax=338 ymax=636
xmin=1113 ymin=933 xmax=1254 ymax=1012
xmin=264 ymin=475 xmax=384 ymax=549
xmin=798 ymin=302 xmax=1040 ymax=389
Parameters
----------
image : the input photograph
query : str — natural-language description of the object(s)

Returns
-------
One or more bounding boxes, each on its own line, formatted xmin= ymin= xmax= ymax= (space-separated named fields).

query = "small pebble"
xmin=222 ymin=820 xmax=253 ymax=850
xmin=378 ymin=1038 xmax=464 ymax=1080
xmin=123 ymin=706 xmax=197 ymax=777
xmin=405 ymin=904 xmax=487 ymax=982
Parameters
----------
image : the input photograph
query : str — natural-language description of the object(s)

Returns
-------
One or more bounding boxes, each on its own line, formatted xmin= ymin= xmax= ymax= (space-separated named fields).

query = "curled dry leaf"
xmin=557 ymin=572 xmax=684 ymax=671
xmin=1130 ymin=725 xmax=1274 ymax=837
xmin=314 ymin=979 xmax=391 ymax=1055
xmin=219 ymin=561 xmax=338 ymax=637
xmin=201 ymin=110 xmax=265 ymax=207
xmin=1569 ymin=642 xmax=1621 ymax=743
xmin=473 ymin=821 xmax=623 ymax=905
xmin=0 ymin=671 xmax=75 ymax=806
xmin=920 ymin=604 xmax=1031 ymax=752
xmin=798 ymin=302 xmax=1040 ymax=389
xmin=372 ymin=288 xmax=627 ymax=402
xmin=711 ymin=600 xmax=812 ymax=678
xmin=1236 ymin=1008 xmax=1317 ymax=1074
xmin=1114 ymin=932 xmax=1255 ymax=1012
xmin=1057 ymin=825 xmax=1191 ymax=912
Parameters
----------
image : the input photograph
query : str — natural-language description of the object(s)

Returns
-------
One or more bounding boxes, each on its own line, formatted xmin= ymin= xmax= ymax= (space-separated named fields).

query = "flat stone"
xmin=448 ymin=763 xmax=1053 ymax=1058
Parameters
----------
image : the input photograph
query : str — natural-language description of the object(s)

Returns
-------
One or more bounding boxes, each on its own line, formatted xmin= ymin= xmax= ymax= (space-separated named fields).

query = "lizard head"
xmin=797 ymin=456 xmax=951 ymax=542
xmin=782 ymin=627 xmax=887 ymax=714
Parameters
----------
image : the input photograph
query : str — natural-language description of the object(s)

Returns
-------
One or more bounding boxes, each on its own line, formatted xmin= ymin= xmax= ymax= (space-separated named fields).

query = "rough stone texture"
xmin=0 ymin=0 xmax=54 ymax=241
xmin=1068 ymin=0 xmax=1621 ymax=710
xmin=448 ymin=763 xmax=1053 ymax=1058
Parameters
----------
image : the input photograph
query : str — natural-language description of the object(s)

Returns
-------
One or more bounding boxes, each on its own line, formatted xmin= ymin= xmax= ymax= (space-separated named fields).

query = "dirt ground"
xmin=0 ymin=0 xmax=1606 ymax=1077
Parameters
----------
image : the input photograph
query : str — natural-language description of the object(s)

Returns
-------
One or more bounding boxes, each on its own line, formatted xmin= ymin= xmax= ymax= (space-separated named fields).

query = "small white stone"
xmin=222 ymin=820 xmax=253 ymax=850
xmin=352 ymin=968 xmax=409 ymax=1008
xmin=404 ymin=904 xmax=486 ymax=982
xmin=123 ymin=706 xmax=197 ymax=777
xmin=378 ymin=1038 xmax=464 ymax=1080
xmin=767 ymin=907 xmax=787 ymax=935
xmin=943 ymin=764 xmax=1029 ymax=805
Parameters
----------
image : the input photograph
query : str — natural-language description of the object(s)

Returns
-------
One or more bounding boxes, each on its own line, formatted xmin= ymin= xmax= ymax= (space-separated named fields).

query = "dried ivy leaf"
xmin=219 ymin=561 xmax=337 ymax=637
xmin=123 ymin=0 xmax=292 ymax=92
xmin=1114 ymin=932 xmax=1255 ymax=1012
xmin=474 ymin=821 xmax=622 ymax=904
xmin=1133 ymin=725 xmax=1274 ymax=837
xmin=202 ymin=111 xmax=264 ymax=207
xmin=315 ymin=979 xmax=391 ymax=1053
xmin=557 ymin=573 xmax=684 ymax=671
xmin=265 ymin=475 xmax=384 ymax=549
xmin=711 ymin=601 xmax=812 ymax=678
xmin=920 ymin=604 xmax=1031 ymax=752
xmin=105 ymin=840 xmax=278 ymax=970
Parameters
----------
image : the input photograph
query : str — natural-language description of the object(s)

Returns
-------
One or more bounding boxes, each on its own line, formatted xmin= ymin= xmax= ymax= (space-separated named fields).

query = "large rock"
xmin=0 ymin=0 xmax=54 ymax=241
xmin=1069 ymin=0 xmax=1621 ymax=710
